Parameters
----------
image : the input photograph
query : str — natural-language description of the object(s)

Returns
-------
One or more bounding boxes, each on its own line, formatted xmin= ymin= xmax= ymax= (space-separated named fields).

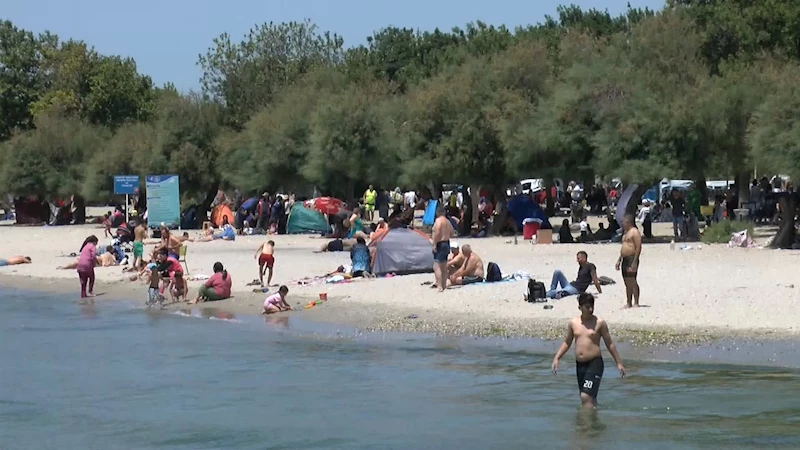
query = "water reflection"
xmin=573 ymin=409 xmax=606 ymax=449
xmin=264 ymin=315 xmax=289 ymax=328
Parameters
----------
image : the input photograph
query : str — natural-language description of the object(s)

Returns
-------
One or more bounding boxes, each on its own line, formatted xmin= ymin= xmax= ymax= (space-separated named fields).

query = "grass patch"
xmin=701 ymin=220 xmax=754 ymax=244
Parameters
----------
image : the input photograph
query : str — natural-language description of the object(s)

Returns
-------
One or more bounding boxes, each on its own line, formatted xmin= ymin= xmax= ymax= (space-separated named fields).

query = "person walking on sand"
xmin=616 ymin=214 xmax=642 ymax=308
xmin=77 ymin=235 xmax=99 ymax=298
xmin=431 ymin=206 xmax=454 ymax=292
xmin=552 ymin=293 xmax=626 ymax=409
xmin=254 ymin=240 xmax=276 ymax=287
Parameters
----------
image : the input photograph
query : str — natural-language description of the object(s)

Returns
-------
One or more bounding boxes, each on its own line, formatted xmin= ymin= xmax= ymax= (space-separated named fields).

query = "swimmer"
xmin=552 ymin=293 xmax=626 ymax=409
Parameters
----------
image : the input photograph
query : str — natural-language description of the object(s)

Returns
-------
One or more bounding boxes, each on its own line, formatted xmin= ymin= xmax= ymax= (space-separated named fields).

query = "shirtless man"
xmin=552 ymin=293 xmax=626 ymax=409
xmin=98 ymin=247 xmax=118 ymax=267
xmin=431 ymin=207 xmax=454 ymax=292
xmin=615 ymin=214 xmax=642 ymax=308
xmin=449 ymin=245 xmax=484 ymax=286
xmin=0 ymin=256 xmax=32 ymax=267
xmin=447 ymin=242 xmax=465 ymax=276
xmin=153 ymin=226 xmax=182 ymax=260
xmin=254 ymin=240 xmax=276 ymax=287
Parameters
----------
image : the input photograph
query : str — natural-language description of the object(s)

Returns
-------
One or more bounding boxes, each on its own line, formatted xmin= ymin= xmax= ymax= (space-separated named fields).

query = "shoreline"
xmin=0 ymin=272 xmax=790 ymax=347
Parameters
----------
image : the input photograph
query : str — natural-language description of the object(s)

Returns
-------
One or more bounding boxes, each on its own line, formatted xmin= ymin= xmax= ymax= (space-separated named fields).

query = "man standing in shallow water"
xmin=552 ymin=293 xmax=626 ymax=409
xmin=616 ymin=214 xmax=642 ymax=308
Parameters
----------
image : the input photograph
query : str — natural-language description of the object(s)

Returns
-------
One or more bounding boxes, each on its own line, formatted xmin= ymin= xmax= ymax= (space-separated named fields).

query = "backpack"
xmin=486 ymin=262 xmax=502 ymax=282
xmin=526 ymin=279 xmax=547 ymax=302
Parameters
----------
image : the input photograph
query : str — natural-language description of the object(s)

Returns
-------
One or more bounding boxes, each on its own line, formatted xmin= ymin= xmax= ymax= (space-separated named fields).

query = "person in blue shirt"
xmin=350 ymin=237 xmax=371 ymax=278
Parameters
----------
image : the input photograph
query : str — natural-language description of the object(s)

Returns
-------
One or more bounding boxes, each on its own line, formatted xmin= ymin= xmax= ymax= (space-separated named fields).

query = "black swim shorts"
xmin=621 ymin=256 xmax=638 ymax=279
xmin=433 ymin=241 xmax=450 ymax=264
xmin=576 ymin=356 xmax=604 ymax=399
xmin=461 ymin=275 xmax=484 ymax=285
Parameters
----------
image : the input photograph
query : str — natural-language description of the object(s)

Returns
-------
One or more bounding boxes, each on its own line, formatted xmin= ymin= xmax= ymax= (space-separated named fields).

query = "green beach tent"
xmin=286 ymin=203 xmax=330 ymax=234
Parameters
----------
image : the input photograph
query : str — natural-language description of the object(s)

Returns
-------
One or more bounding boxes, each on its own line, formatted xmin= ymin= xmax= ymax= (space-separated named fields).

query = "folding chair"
xmin=179 ymin=244 xmax=189 ymax=274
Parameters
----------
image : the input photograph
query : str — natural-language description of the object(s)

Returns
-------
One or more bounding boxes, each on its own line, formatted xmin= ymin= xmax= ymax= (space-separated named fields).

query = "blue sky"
xmin=4 ymin=0 xmax=664 ymax=91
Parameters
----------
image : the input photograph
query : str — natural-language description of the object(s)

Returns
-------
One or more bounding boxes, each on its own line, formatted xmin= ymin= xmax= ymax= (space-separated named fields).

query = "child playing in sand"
xmin=146 ymin=264 xmax=165 ymax=307
xmin=170 ymin=272 xmax=187 ymax=302
xmin=552 ymin=293 xmax=626 ymax=409
xmin=262 ymin=285 xmax=291 ymax=314
xmin=254 ymin=240 xmax=275 ymax=287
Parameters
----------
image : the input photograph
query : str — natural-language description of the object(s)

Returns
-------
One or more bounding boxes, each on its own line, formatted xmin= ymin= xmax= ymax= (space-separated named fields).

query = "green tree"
xmin=0 ymin=21 xmax=44 ymax=140
xmin=198 ymin=19 xmax=345 ymax=128
xmin=0 ymin=113 xmax=108 ymax=197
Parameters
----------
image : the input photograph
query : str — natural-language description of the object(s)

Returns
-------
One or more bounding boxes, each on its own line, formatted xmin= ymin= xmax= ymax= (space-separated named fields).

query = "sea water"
xmin=2 ymin=288 xmax=800 ymax=449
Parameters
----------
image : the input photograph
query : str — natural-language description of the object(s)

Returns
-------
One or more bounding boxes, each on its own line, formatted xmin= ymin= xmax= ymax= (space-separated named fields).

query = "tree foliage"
xmin=1 ymin=1 xmax=800 ymax=212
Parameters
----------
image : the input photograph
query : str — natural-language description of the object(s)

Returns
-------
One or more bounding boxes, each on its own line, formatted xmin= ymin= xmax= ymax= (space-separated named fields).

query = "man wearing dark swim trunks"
xmin=432 ymin=206 xmax=454 ymax=293
xmin=616 ymin=214 xmax=642 ymax=308
xmin=552 ymin=293 xmax=626 ymax=408
xmin=449 ymin=245 xmax=484 ymax=286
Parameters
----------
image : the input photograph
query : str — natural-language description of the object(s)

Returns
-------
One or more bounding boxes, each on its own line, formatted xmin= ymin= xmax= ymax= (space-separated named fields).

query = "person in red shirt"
xmin=190 ymin=262 xmax=232 ymax=304
xmin=155 ymin=249 xmax=183 ymax=298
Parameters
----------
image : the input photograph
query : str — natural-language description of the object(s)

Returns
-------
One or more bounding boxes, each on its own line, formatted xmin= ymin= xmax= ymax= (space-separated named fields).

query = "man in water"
xmin=616 ymin=214 xmax=642 ymax=308
xmin=449 ymin=244 xmax=484 ymax=285
xmin=552 ymin=293 xmax=626 ymax=409
xmin=0 ymin=256 xmax=32 ymax=267
xmin=431 ymin=207 xmax=453 ymax=292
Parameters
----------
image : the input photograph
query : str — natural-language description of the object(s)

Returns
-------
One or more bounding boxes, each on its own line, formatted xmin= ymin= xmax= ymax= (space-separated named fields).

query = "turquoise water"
xmin=2 ymin=288 xmax=800 ymax=449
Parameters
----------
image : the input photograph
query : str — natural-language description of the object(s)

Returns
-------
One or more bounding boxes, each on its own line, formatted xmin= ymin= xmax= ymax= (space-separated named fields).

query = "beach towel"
xmin=422 ymin=200 xmax=438 ymax=226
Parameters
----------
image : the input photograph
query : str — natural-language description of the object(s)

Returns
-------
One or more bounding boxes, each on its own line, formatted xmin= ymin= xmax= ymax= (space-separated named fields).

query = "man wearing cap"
xmin=447 ymin=241 xmax=465 ymax=276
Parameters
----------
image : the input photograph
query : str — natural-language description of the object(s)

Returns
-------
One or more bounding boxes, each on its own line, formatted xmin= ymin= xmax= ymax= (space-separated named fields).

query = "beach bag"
xmin=526 ymin=279 xmax=546 ymax=302
xmin=486 ymin=262 xmax=502 ymax=282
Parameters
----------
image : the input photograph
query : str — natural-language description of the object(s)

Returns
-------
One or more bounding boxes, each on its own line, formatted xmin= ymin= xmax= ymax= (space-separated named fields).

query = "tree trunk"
xmin=694 ymin=174 xmax=709 ymax=206
xmin=770 ymin=192 xmax=797 ymax=249
xmin=489 ymin=186 xmax=508 ymax=236
xmin=346 ymin=179 xmax=356 ymax=209
xmin=196 ymin=181 xmax=220 ymax=229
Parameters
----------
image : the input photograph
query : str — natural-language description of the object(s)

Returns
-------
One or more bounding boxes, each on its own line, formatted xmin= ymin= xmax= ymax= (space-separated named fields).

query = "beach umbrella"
xmin=304 ymin=197 xmax=346 ymax=215
xmin=616 ymin=184 xmax=640 ymax=227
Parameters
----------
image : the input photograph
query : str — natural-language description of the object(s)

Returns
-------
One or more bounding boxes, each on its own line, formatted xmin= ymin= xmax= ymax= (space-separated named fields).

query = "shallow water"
xmin=2 ymin=288 xmax=800 ymax=449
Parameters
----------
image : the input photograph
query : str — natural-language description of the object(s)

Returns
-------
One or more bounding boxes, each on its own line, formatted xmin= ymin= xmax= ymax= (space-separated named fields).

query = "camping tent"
xmin=507 ymin=195 xmax=552 ymax=229
xmin=369 ymin=228 xmax=434 ymax=276
xmin=211 ymin=204 xmax=235 ymax=227
xmin=286 ymin=203 xmax=329 ymax=234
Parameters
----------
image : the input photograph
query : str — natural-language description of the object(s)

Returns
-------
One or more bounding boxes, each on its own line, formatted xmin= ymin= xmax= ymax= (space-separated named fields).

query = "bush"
xmin=701 ymin=220 xmax=754 ymax=244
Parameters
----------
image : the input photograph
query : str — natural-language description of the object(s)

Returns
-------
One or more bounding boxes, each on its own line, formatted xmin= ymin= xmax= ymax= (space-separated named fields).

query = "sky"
xmin=4 ymin=0 xmax=664 ymax=92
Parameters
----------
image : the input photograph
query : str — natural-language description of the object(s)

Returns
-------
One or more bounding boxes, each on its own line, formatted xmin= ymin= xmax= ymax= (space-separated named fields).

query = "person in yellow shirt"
xmin=363 ymin=184 xmax=377 ymax=221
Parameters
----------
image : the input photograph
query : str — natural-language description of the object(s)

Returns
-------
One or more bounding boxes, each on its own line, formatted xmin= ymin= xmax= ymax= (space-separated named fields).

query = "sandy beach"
xmin=1 ymin=220 xmax=798 ymax=344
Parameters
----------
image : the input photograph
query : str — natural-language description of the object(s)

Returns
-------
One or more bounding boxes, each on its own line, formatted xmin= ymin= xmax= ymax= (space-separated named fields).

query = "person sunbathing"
xmin=314 ymin=238 xmax=357 ymax=253
xmin=0 ymin=256 xmax=32 ymax=267
xmin=449 ymin=245 xmax=484 ymax=286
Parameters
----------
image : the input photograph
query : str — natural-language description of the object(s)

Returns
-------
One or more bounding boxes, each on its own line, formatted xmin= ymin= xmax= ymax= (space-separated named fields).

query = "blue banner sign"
xmin=113 ymin=175 xmax=139 ymax=195
xmin=145 ymin=175 xmax=180 ymax=227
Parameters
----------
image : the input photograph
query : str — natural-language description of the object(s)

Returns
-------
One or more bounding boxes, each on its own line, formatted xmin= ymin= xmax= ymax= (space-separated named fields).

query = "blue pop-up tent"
xmin=507 ymin=195 xmax=552 ymax=230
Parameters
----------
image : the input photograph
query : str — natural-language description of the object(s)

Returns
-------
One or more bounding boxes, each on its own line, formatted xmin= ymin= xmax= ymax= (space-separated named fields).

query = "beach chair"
xmin=179 ymin=244 xmax=189 ymax=274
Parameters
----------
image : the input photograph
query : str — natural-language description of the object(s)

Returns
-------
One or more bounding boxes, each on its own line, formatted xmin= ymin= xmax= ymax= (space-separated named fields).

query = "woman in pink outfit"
xmin=77 ymin=235 xmax=99 ymax=298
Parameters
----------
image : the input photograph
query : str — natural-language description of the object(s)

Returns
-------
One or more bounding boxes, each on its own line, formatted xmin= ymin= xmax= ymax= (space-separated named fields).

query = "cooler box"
xmin=523 ymin=222 xmax=540 ymax=240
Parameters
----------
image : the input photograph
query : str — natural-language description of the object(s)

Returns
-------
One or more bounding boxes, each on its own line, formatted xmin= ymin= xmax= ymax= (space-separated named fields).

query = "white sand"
xmin=1 ymin=222 xmax=798 ymax=335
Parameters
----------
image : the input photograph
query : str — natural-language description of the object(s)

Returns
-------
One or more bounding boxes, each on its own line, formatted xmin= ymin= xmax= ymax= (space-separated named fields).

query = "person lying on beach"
xmin=198 ymin=222 xmax=236 ymax=242
xmin=314 ymin=238 xmax=357 ymax=253
xmin=262 ymin=285 xmax=291 ymax=314
xmin=449 ymin=245 xmax=484 ymax=286
xmin=254 ymin=239 xmax=276 ymax=287
xmin=552 ymin=293 xmax=625 ymax=409
xmin=190 ymin=262 xmax=232 ymax=304
xmin=97 ymin=246 xmax=119 ymax=267
xmin=447 ymin=242 xmax=465 ymax=276
xmin=0 ymin=256 xmax=32 ymax=267
xmin=546 ymin=251 xmax=602 ymax=299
